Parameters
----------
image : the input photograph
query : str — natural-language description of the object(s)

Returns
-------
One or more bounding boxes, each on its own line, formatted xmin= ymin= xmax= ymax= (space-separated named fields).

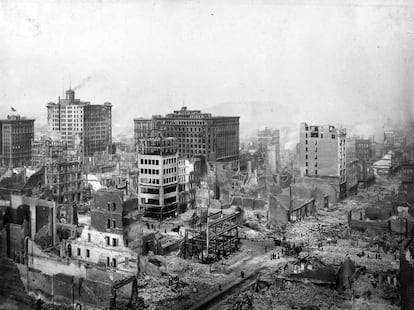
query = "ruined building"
xmin=345 ymin=138 xmax=359 ymax=195
xmin=137 ymin=137 xmax=179 ymax=219
xmin=64 ymin=189 xmax=138 ymax=272
xmin=298 ymin=123 xmax=347 ymax=200
xmin=0 ymin=114 xmax=34 ymax=168
xmin=400 ymin=161 xmax=414 ymax=202
xmin=44 ymin=160 xmax=83 ymax=204
xmin=47 ymin=88 xmax=112 ymax=157
xmin=178 ymin=157 xmax=201 ymax=213
xmin=3 ymin=195 xmax=57 ymax=261
xmin=31 ymin=138 xmax=67 ymax=168
xmin=257 ymin=128 xmax=281 ymax=174
xmin=355 ymin=139 xmax=375 ymax=186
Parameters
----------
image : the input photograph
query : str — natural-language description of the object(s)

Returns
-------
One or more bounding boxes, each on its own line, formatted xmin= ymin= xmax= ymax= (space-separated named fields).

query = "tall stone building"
xmin=137 ymin=137 xmax=179 ymax=219
xmin=151 ymin=107 xmax=239 ymax=165
xmin=299 ymin=123 xmax=347 ymax=199
xmin=47 ymin=89 xmax=112 ymax=157
xmin=0 ymin=114 xmax=34 ymax=167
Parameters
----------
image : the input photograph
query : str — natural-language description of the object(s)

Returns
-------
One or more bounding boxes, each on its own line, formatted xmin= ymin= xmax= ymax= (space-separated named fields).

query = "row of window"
xmin=105 ymin=236 xmax=118 ymax=247
xmin=163 ymin=120 xmax=207 ymax=126
xmin=164 ymin=158 xmax=177 ymax=164
xmin=304 ymin=133 xmax=336 ymax=139
xmin=165 ymin=176 xmax=177 ymax=183
xmin=140 ymin=167 xmax=177 ymax=174
xmin=141 ymin=168 xmax=159 ymax=175
xmin=139 ymin=176 xmax=178 ymax=185
xmin=76 ymin=247 xmax=90 ymax=258
xmin=165 ymin=126 xmax=204 ymax=131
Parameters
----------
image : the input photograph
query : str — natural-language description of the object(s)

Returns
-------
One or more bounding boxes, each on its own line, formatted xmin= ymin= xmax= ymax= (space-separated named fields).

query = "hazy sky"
xmin=1 ymin=0 xmax=413 ymax=147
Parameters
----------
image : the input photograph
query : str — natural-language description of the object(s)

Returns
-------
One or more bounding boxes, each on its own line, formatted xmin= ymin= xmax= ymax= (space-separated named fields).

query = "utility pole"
xmin=206 ymin=183 xmax=210 ymax=257
xmin=289 ymin=185 xmax=293 ymax=221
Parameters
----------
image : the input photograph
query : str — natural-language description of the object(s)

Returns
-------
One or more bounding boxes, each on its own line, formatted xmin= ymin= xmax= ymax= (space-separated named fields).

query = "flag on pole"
xmin=11 ymin=107 xmax=16 ymax=112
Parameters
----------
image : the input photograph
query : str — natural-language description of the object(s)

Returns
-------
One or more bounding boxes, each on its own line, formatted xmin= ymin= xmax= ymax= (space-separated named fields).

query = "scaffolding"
xmin=180 ymin=211 xmax=240 ymax=262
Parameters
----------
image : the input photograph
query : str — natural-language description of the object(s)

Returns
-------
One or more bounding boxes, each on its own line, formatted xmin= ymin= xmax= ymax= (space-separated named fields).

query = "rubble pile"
xmin=222 ymin=280 xmax=345 ymax=310
xmin=138 ymin=254 xmax=232 ymax=310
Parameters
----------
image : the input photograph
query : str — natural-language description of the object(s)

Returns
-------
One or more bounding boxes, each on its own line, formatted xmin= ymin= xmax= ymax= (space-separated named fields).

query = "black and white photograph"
xmin=0 ymin=0 xmax=413 ymax=309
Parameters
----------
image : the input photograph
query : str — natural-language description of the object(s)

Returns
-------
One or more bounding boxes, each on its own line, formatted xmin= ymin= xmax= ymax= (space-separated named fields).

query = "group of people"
xmin=270 ymin=252 xmax=280 ymax=260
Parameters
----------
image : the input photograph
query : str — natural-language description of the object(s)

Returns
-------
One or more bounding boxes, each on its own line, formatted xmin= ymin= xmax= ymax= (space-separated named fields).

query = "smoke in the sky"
xmin=73 ymin=76 xmax=92 ymax=91
xmin=0 ymin=0 xmax=413 ymax=144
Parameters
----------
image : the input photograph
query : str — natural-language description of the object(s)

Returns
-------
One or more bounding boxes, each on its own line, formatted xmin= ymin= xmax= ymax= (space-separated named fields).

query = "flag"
xmin=11 ymin=107 xmax=16 ymax=112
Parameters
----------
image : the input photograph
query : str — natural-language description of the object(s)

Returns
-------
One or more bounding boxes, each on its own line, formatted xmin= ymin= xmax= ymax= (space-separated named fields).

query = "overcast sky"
xmin=1 ymin=0 xmax=413 ymax=147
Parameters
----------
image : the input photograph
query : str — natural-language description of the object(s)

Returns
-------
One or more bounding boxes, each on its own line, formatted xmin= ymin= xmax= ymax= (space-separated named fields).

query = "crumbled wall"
xmin=267 ymin=195 xmax=288 ymax=227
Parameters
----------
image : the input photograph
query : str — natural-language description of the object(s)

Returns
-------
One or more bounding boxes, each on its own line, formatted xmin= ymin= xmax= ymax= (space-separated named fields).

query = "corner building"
xmin=0 ymin=115 xmax=34 ymax=167
xmin=137 ymin=137 xmax=179 ymax=220
xmin=153 ymin=107 xmax=239 ymax=164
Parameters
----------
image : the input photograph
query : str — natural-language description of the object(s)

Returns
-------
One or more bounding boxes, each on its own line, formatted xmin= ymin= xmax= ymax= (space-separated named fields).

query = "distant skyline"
xmin=1 ymin=0 xmax=413 ymax=148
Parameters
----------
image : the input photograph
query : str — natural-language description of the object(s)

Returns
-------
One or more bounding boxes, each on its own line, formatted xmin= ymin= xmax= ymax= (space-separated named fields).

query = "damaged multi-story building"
xmin=298 ymin=123 xmax=347 ymax=201
xmin=47 ymin=88 xmax=112 ymax=157
xmin=354 ymin=139 xmax=375 ymax=187
xmin=178 ymin=157 xmax=201 ymax=213
xmin=399 ymin=161 xmax=414 ymax=203
xmin=137 ymin=137 xmax=179 ymax=219
xmin=1 ymin=195 xmax=57 ymax=261
xmin=257 ymin=127 xmax=281 ymax=174
xmin=63 ymin=189 xmax=139 ymax=271
xmin=0 ymin=114 xmax=34 ymax=168
xmin=44 ymin=160 xmax=83 ymax=204
xmin=345 ymin=138 xmax=359 ymax=196
xmin=31 ymin=138 xmax=67 ymax=168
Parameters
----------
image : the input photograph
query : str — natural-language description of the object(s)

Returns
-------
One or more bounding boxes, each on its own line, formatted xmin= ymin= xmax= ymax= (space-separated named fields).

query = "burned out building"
xmin=4 ymin=195 xmax=57 ymax=261
xmin=44 ymin=160 xmax=83 ymax=204
xmin=355 ymin=139 xmax=372 ymax=163
xmin=257 ymin=127 xmax=281 ymax=174
xmin=354 ymin=139 xmax=375 ymax=187
xmin=63 ymin=189 xmax=139 ymax=270
xmin=399 ymin=161 xmax=414 ymax=202
xmin=31 ymin=138 xmax=67 ymax=168
xmin=298 ymin=123 xmax=347 ymax=200
xmin=137 ymin=137 xmax=179 ymax=219
xmin=345 ymin=138 xmax=359 ymax=195
xmin=178 ymin=157 xmax=201 ymax=213
xmin=0 ymin=114 xmax=34 ymax=168
xmin=47 ymin=88 xmax=112 ymax=157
